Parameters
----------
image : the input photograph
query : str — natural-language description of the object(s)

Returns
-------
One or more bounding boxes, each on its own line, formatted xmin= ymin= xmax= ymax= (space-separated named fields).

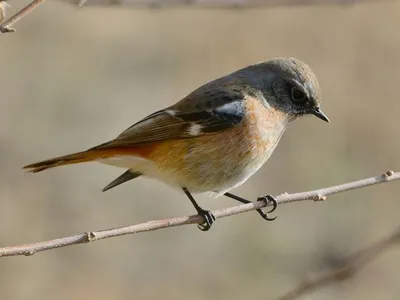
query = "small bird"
xmin=24 ymin=57 xmax=329 ymax=231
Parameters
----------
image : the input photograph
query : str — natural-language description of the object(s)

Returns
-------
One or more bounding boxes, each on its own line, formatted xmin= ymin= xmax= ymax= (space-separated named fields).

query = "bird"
xmin=24 ymin=57 xmax=329 ymax=231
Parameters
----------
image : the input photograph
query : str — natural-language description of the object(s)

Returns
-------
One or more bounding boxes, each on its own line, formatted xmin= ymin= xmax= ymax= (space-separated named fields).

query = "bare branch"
xmin=0 ymin=170 xmax=399 ymax=258
xmin=0 ymin=0 xmax=49 ymax=33
xmin=277 ymin=225 xmax=400 ymax=300
xmin=70 ymin=0 xmax=394 ymax=8
xmin=0 ymin=0 xmax=391 ymax=32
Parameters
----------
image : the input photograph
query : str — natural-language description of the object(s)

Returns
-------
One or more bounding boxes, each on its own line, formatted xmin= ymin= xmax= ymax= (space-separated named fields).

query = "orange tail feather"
xmin=24 ymin=140 xmax=158 ymax=173
xmin=23 ymin=150 xmax=113 ymax=173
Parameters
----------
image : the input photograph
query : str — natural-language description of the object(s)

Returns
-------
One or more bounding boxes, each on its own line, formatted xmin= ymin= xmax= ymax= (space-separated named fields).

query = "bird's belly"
xmin=98 ymin=136 xmax=274 ymax=195
xmin=144 ymin=127 xmax=282 ymax=194
xmin=179 ymin=135 xmax=279 ymax=194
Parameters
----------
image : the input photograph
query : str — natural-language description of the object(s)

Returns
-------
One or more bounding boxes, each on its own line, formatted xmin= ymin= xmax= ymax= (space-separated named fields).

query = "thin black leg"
xmin=182 ymin=188 xmax=216 ymax=231
xmin=224 ymin=192 xmax=277 ymax=221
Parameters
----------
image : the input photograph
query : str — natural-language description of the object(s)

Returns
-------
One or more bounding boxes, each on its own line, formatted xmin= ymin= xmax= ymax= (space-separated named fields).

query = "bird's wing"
xmin=91 ymin=88 xmax=246 ymax=150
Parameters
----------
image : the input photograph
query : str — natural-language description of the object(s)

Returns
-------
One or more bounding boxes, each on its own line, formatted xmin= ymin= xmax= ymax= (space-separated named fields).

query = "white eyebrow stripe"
xmin=188 ymin=124 xmax=202 ymax=136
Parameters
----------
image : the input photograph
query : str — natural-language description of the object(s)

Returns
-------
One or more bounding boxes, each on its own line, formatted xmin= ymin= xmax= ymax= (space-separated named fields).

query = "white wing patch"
xmin=188 ymin=123 xmax=203 ymax=136
xmin=206 ymin=101 xmax=237 ymax=113
xmin=165 ymin=109 xmax=177 ymax=116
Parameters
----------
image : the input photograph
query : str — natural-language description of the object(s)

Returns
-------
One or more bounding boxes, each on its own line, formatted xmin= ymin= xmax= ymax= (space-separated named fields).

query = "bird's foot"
xmin=256 ymin=195 xmax=278 ymax=221
xmin=197 ymin=209 xmax=216 ymax=231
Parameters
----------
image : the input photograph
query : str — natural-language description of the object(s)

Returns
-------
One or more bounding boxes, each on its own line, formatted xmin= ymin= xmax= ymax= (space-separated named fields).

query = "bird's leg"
xmin=223 ymin=192 xmax=277 ymax=221
xmin=182 ymin=188 xmax=216 ymax=231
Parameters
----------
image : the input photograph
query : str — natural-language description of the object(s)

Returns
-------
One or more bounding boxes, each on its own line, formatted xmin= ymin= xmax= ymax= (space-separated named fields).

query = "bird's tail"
xmin=23 ymin=149 xmax=112 ymax=173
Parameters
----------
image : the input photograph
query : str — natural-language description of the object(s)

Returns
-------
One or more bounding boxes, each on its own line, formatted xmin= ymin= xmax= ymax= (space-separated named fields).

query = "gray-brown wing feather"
xmin=91 ymin=88 xmax=245 ymax=150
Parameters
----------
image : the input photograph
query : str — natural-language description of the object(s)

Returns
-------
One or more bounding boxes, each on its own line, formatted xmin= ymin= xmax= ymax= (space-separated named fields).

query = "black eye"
xmin=291 ymin=87 xmax=307 ymax=103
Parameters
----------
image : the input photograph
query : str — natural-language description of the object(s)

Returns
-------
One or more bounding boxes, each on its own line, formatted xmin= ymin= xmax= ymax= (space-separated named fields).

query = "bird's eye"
xmin=291 ymin=87 xmax=307 ymax=103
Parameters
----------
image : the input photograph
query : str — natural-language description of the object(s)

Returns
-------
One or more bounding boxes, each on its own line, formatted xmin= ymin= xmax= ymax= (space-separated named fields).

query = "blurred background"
xmin=1 ymin=1 xmax=400 ymax=299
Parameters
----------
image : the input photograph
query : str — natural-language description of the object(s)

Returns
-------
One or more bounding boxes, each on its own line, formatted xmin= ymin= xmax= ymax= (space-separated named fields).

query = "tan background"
xmin=1 ymin=1 xmax=400 ymax=299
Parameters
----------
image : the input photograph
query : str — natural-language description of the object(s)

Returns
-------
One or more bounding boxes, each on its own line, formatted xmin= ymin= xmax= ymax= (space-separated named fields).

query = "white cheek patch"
xmin=188 ymin=123 xmax=202 ymax=136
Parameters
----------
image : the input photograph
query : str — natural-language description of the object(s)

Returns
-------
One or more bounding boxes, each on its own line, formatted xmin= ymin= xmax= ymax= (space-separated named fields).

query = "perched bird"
xmin=24 ymin=57 xmax=329 ymax=231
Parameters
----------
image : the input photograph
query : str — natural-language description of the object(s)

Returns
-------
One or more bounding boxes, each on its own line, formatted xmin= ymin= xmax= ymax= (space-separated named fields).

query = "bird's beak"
xmin=312 ymin=107 xmax=330 ymax=123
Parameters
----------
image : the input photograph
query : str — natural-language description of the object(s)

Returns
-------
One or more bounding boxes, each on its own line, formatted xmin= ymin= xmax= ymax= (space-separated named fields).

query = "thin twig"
xmin=0 ymin=1 xmax=10 ymax=24
xmin=0 ymin=170 xmax=398 ymax=257
xmin=0 ymin=0 xmax=391 ymax=32
xmin=74 ymin=0 xmax=393 ymax=8
xmin=277 ymin=225 xmax=400 ymax=300
xmin=0 ymin=0 xmax=49 ymax=33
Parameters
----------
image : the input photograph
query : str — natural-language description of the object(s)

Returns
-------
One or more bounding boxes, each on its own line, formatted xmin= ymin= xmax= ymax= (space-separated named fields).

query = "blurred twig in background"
xmin=278 ymin=225 xmax=400 ymax=300
xmin=72 ymin=0 xmax=394 ymax=8
xmin=0 ymin=0 xmax=48 ymax=33
xmin=0 ymin=1 xmax=10 ymax=24
xmin=0 ymin=170 xmax=398 ymax=258
xmin=0 ymin=0 xmax=393 ymax=33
